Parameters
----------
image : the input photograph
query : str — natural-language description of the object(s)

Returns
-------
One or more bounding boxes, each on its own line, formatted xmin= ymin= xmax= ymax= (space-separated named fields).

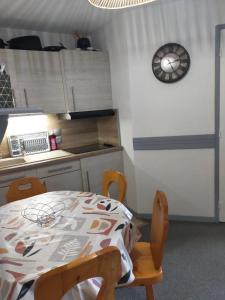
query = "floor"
xmin=116 ymin=221 xmax=225 ymax=300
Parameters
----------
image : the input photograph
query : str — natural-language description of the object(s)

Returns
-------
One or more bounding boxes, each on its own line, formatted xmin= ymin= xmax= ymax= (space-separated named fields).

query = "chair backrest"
xmin=6 ymin=177 xmax=47 ymax=203
xmin=102 ymin=170 xmax=127 ymax=203
xmin=35 ymin=246 xmax=121 ymax=300
xmin=150 ymin=190 xmax=169 ymax=270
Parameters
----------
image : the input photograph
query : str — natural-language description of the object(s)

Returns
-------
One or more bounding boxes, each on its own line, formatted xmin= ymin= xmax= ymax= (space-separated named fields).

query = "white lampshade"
xmin=88 ymin=0 xmax=156 ymax=9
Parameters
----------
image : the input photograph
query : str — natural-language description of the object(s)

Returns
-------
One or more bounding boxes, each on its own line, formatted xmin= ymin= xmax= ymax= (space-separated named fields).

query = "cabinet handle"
xmin=86 ymin=171 xmax=90 ymax=192
xmin=23 ymin=88 xmax=29 ymax=107
xmin=42 ymin=180 xmax=46 ymax=189
xmin=0 ymin=175 xmax=25 ymax=185
xmin=71 ymin=86 xmax=76 ymax=111
xmin=12 ymin=89 xmax=17 ymax=108
xmin=47 ymin=165 xmax=73 ymax=174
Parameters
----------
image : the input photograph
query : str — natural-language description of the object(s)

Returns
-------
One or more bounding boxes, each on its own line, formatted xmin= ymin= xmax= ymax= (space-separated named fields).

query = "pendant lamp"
xmin=88 ymin=0 xmax=156 ymax=9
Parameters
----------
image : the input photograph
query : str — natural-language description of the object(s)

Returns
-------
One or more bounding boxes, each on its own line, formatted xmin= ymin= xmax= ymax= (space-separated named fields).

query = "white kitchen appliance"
xmin=8 ymin=132 xmax=50 ymax=157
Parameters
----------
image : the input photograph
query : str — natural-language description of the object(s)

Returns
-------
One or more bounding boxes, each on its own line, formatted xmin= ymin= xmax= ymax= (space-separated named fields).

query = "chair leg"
xmin=145 ymin=285 xmax=154 ymax=300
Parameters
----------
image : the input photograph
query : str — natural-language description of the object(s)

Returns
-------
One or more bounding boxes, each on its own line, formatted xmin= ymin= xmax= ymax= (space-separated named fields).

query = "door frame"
xmin=215 ymin=24 xmax=225 ymax=221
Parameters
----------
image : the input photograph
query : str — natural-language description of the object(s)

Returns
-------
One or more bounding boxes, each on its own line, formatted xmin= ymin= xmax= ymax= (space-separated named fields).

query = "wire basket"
xmin=21 ymin=201 xmax=65 ymax=227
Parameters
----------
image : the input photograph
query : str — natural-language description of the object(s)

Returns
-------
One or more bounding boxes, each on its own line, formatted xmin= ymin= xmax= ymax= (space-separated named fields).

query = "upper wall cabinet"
xmin=0 ymin=49 xmax=25 ymax=108
xmin=12 ymin=50 xmax=66 ymax=113
xmin=60 ymin=50 xmax=113 ymax=112
xmin=0 ymin=49 xmax=113 ymax=114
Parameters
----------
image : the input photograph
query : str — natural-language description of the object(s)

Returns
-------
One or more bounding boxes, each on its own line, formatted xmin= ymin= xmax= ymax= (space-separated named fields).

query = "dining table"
xmin=0 ymin=190 xmax=140 ymax=300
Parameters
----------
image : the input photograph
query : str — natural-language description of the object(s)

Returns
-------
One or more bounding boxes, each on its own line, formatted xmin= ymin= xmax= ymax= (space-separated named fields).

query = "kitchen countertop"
xmin=0 ymin=146 xmax=123 ymax=175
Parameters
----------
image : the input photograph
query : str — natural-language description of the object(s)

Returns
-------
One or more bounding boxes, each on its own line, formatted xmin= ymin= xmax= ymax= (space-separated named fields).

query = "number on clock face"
xmin=152 ymin=43 xmax=190 ymax=83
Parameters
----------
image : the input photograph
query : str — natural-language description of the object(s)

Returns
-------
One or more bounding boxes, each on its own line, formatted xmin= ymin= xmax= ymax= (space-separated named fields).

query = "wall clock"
xmin=152 ymin=43 xmax=190 ymax=83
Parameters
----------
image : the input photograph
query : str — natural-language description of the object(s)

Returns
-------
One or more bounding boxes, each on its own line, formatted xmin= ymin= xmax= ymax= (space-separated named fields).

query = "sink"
xmin=0 ymin=157 xmax=26 ymax=168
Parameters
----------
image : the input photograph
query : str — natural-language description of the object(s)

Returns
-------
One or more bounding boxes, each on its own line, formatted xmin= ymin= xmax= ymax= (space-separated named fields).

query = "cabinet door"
xmin=14 ymin=50 xmax=66 ymax=113
xmin=0 ymin=169 xmax=37 ymax=206
xmin=0 ymin=49 xmax=25 ymax=108
xmin=18 ymin=79 xmax=66 ymax=113
xmin=43 ymin=170 xmax=83 ymax=192
xmin=61 ymin=50 xmax=112 ymax=112
xmin=37 ymin=161 xmax=83 ymax=192
xmin=80 ymin=151 xmax=123 ymax=199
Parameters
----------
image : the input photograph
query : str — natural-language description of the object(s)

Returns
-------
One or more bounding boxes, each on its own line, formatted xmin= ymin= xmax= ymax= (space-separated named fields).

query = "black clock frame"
xmin=152 ymin=43 xmax=191 ymax=83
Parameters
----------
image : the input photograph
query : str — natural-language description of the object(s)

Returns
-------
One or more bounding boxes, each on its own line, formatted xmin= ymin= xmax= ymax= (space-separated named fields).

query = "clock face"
xmin=152 ymin=43 xmax=190 ymax=83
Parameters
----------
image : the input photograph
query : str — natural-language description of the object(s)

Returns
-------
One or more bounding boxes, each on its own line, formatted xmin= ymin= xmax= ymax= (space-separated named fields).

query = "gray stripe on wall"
xmin=133 ymin=134 xmax=216 ymax=150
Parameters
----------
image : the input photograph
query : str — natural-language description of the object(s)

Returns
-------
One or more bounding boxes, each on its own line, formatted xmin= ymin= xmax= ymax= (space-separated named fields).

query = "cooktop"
xmin=64 ymin=144 xmax=114 ymax=155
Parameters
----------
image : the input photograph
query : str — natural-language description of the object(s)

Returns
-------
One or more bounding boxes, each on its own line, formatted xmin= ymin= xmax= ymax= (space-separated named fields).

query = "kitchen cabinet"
xmin=0 ymin=150 xmax=123 ymax=206
xmin=0 ymin=49 xmax=25 ymax=108
xmin=0 ymin=169 xmax=36 ymax=206
xmin=0 ymin=49 xmax=113 ymax=113
xmin=13 ymin=50 xmax=66 ymax=113
xmin=80 ymin=151 xmax=123 ymax=199
xmin=37 ymin=160 xmax=83 ymax=192
xmin=60 ymin=50 xmax=113 ymax=112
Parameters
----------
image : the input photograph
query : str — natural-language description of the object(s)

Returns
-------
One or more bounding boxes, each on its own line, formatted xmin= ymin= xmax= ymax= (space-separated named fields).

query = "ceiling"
xmin=0 ymin=0 xmax=118 ymax=34
xmin=0 ymin=0 xmax=178 ymax=34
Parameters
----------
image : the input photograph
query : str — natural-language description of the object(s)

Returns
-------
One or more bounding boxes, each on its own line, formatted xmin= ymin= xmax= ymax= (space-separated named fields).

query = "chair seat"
xmin=130 ymin=242 xmax=163 ymax=286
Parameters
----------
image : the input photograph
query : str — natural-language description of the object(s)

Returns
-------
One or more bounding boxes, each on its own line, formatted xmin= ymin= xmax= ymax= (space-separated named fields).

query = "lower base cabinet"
xmin=36 ymin=161 xmax=83 ymax=192
xmin=0 ymin=151 xmax=123 ymax=206
xmin=42 ymin=170 xmax=83 ymax=192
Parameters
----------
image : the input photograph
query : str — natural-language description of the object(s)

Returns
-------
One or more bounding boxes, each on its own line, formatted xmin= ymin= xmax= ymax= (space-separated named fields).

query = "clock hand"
xmin=167 ymin=58 xmax=180 ymax=65
xmin=166 ymin=58 xmax=171 ymax=65
xmin=170 ymin=64 xmax=175 ymax=72
xmin=167 ymin=60 xmax=175 ymax=72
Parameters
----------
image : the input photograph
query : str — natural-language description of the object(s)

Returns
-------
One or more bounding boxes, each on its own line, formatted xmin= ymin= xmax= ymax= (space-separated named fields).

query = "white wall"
xmin=0 ymin=27 xmax=75 ymax=49
xmin=134 ymin=149 xmax=214 ymax=217
xmin=93 ymin=0 xmax=225 ymax=217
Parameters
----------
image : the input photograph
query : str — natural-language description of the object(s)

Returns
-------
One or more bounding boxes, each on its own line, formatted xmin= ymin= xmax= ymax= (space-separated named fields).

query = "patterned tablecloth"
xmin=0 ymin=191 xmax=140 ymax=300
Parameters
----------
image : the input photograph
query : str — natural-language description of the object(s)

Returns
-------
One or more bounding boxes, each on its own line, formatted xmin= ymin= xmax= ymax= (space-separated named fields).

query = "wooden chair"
xmin=126 ymin=190 xmax=169 ymax=300
xmin=102 ymin=170 xmax=127 ymax=203
xmin=6 ymin=177 xmax=47 ymax=203
xmin=35 ymin=246 xmax=121 ymax=300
